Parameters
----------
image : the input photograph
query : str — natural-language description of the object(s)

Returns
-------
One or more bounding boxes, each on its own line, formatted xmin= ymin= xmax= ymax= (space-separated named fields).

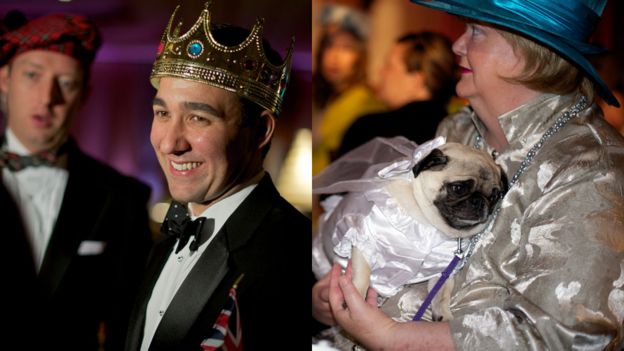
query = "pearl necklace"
xmin=455 ymin=95 xmax=588 ymax=271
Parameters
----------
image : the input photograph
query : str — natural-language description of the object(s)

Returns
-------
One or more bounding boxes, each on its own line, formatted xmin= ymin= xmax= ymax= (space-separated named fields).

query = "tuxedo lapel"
xmin=221 ymin=174 xmax=277 ymax=252
xmin=144 ymin=174 xmax=279 ymax=350
xmin=37 ymin=142 xmax=112 ymax=298
xmin=148 ymin=174 xmax=278 ymax=349
xmin=125 ymin=235 xmax=176 ymax=351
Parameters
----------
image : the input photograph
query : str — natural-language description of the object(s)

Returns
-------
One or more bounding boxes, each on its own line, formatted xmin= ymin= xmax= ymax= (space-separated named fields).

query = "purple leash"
xmin=412 ymin=255 xmax=460 ymax=321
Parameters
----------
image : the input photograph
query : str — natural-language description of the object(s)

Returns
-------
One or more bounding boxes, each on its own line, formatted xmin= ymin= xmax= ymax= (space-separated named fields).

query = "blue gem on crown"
xmin=187 ymin=40 xmax=203 ymax=58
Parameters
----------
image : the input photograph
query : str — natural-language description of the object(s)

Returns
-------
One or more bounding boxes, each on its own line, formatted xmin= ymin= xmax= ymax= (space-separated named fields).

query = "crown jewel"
xmin=151 ymin=2 xmax=294 ymax=115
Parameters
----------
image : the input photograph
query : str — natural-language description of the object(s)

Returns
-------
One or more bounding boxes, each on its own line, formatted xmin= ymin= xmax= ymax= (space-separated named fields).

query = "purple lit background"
xmin=0 ymin=0 xmax=312 ymax=205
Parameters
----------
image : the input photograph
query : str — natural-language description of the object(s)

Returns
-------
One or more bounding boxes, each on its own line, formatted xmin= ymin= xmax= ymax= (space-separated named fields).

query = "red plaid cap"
xmin=0 ymin=13 xmax=101 ymax=67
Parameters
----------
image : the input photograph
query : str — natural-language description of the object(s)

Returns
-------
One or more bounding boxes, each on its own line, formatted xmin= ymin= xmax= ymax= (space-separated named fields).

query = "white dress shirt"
xmin=2 ymin=129 xmax=68 ymax=270
xmin=140 ymin=182 xmax=258 ymax=351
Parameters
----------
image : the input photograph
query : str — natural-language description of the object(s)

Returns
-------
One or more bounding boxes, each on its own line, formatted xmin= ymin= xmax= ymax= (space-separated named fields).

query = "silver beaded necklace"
xmin=454 ymin=95 xmax=589 ymax=271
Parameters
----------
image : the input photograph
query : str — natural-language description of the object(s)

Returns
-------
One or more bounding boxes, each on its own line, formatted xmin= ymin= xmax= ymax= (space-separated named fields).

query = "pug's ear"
xmin=412 ymin=148 xmax=448 ymax=177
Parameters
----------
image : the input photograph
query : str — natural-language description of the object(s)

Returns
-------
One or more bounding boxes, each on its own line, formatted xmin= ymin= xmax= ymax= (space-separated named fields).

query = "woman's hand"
xmin=328 ymin=262 xmax=397 ymax=350
xmin=312 ymin=270 xmax=337 ymax=326
xmin=328 ymin=262 xmax=456 ymax=351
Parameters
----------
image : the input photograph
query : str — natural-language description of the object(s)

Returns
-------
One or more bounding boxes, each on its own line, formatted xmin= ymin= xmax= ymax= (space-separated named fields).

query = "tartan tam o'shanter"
xmin=0 ymin=13 xmax=101 ymax=67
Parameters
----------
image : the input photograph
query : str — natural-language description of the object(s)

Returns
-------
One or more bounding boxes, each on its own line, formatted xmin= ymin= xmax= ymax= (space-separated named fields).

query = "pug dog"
xmin=340 ymin=142 xmax=506 ymax=321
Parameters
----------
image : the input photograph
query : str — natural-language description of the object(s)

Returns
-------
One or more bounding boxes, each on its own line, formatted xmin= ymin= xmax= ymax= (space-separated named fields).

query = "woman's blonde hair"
xmin=497 ymin=29 xmax=595 ymax=103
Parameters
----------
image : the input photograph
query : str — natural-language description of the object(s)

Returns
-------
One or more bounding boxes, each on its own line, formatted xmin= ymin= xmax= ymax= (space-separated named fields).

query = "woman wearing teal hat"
xmin=324 ymin=1 xmax=624 ymax=350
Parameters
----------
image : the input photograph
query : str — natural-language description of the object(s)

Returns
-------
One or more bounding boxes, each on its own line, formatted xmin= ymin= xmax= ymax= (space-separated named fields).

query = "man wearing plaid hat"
xmin=0 ymin=13 xmax=152 ymax=350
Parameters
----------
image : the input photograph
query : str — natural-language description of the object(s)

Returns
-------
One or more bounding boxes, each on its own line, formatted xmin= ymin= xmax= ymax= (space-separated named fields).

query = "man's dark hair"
xmin=397 ymin=32 xmax=457 ymax=104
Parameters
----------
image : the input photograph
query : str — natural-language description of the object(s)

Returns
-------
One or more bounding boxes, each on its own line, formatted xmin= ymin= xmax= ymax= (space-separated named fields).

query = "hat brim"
xmin=410 ymin=0 xmax=620 ymax=107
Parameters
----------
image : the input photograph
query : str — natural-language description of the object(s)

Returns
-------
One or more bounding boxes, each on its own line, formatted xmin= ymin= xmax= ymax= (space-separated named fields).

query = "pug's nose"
xmin=470 ymin=195 xmax=484 ymax=208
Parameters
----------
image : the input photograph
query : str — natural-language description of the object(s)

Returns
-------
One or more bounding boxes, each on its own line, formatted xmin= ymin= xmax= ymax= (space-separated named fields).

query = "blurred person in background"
xmin=0 ymin=11 xmax=152 ymax=350
xmin=337 ymin=31 xmax=458 ymax=156
xmin=312 ymin=3 xmax=385 ymax=175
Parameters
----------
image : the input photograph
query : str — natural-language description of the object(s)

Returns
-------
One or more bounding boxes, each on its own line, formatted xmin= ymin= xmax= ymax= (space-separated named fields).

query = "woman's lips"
xmin=460 ymin=67 xmax=472 ymax=74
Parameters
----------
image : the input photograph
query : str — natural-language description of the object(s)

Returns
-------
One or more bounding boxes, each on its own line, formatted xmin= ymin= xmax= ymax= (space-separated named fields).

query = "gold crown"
xmin=150 ymin=2 xmax=294 ymax=115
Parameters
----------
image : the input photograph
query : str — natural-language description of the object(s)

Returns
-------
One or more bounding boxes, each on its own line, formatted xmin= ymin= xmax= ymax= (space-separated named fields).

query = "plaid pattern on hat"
xmin=0 ymin=13 xmax=101 ymax=67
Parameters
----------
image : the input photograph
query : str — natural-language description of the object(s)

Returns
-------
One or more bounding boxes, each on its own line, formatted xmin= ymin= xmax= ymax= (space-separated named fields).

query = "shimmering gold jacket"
xmin=383 ymin=94 xmax=624 ymax=350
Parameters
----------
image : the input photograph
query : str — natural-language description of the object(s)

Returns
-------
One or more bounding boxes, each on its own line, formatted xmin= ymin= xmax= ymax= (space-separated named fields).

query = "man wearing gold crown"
xmin=125 ymin=3 xmax=310 ymax=350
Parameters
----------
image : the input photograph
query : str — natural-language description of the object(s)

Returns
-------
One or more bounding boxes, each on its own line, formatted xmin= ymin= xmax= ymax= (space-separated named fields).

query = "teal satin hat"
xmin=410 ymin=0 xmax=619 ymax=107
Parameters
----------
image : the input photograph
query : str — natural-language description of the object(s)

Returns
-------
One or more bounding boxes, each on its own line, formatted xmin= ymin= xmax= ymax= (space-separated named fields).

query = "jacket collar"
xmin=469 ymin=93 xmax=591 ymax=179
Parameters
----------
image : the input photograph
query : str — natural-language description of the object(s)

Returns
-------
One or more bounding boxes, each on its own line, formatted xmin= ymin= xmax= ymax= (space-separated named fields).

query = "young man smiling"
xmin=125 ymin=4 xmax=310 ymax=351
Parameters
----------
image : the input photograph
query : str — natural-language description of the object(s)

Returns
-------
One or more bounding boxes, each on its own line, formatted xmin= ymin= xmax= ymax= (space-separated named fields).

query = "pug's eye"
xmin=447 ymin=180 xmax=474 ymax=197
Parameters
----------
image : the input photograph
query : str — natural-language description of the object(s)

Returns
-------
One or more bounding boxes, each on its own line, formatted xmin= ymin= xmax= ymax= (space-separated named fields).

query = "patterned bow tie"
xmin=161 ymin=201 xmax=215 ymax=254
xmin=0 ymin=149 xmax=62 ymax=171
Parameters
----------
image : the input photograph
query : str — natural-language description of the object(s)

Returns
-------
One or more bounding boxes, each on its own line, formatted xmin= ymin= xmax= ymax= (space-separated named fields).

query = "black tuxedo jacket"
xmin=0 ymin=140 xmax=152 ymax=350
xmin=0 ymin=178 xmax=37 ymax=345
xmin=126 ymin=174 xmax=311 ymax=351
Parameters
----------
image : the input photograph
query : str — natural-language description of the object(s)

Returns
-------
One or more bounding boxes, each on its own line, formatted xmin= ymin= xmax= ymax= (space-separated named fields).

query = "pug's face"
xmin=411 ymin=142 xmax=507 ymax=238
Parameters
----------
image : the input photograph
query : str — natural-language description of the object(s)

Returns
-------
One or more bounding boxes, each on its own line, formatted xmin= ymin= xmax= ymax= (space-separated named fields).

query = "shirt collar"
xmin=188 ymin=172 xmax=263 ymax=234
xmin=470 ymin=93 xmax=578 ymax=149
xmin=4 ymin=128 xmax=31 ymax=155
xmin=469 ymin=93 xmax=586 ymax=180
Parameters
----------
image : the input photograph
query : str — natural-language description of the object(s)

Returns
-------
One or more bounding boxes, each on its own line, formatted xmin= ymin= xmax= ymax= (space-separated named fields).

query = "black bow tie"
xmin=0 ymin=149 xmax=61 ymax=171
xmin=161 ymin=201 xmax=215 ymax=254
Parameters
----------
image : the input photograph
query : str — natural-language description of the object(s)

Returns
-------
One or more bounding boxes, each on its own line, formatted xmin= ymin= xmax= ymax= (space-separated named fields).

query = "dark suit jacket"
xmin=0 ymin=180 xmax=37 ymax=345
xmin=337 ymin=99 xmax=449 ymax=158
xmin=0 ymin=139 xmax=152 ymax=350
xmin=126 ymin=174 xmax=311 ymax=351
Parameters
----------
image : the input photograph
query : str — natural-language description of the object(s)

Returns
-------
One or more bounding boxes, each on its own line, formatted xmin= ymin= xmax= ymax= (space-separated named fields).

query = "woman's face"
xmin=452 ymin=22 xmax=529 ymax=115
xmin=320 ymin=30 xmax=362 ymax=89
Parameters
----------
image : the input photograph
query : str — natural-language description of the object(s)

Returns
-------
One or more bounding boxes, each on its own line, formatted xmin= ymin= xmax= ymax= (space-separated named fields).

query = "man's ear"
xmin=0 ymin=65 xmax=10 ymax=94
xmin=257 ymin=110 xmax=276 ymax=149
